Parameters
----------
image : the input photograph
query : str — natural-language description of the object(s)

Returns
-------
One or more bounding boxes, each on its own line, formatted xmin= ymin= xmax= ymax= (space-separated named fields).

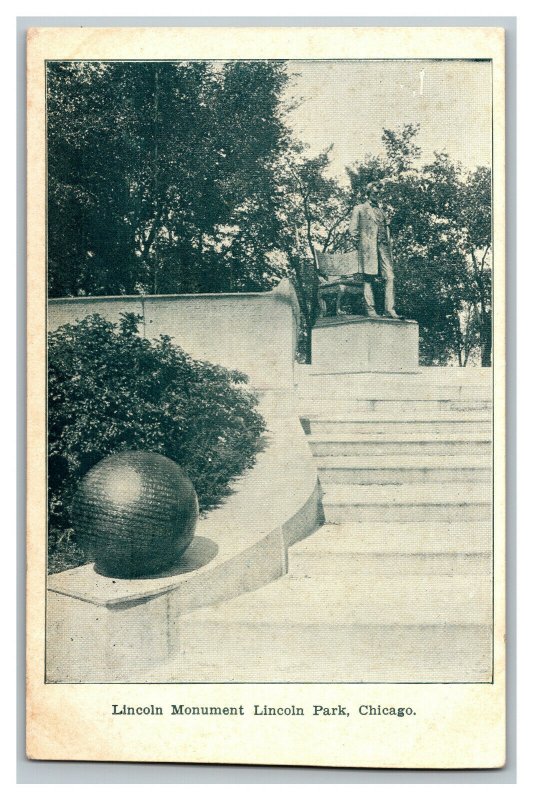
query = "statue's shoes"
xmin=383 ymin=311 xmax=401 ymax=319
xmin=365 ymin=309 xmax=379 ymax=318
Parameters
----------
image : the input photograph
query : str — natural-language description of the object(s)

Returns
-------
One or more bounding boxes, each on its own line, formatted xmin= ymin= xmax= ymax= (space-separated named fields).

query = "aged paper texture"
xmin=27 ymin=25 xmax=505 ymax=767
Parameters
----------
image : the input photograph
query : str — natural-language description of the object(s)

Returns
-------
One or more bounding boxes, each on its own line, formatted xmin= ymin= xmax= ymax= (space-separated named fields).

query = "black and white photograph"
xmin=26 ymin=25 xmax=506 ymax=768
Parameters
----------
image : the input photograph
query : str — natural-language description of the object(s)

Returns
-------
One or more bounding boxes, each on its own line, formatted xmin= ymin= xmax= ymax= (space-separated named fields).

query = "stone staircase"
xmin=169 ymin=367 xmax=492 ymax=683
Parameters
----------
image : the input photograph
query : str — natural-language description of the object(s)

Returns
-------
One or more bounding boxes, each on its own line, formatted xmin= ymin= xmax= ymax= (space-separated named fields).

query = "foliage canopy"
xmin=47 ymin=61 xmax=289 ymax=297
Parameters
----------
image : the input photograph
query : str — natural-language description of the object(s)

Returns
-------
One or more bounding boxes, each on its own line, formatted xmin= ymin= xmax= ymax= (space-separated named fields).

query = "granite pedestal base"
xmin=311 ymin=315 xmax=419 ymax=374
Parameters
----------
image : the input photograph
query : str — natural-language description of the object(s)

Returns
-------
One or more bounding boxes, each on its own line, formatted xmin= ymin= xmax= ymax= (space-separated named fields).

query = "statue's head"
xmin=364 ymin=183 xmax=380 ymax=204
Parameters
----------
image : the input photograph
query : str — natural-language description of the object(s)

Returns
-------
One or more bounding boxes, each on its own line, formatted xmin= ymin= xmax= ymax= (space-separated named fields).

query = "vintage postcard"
xmin=26 ymin=26 xmax=505 ymax=767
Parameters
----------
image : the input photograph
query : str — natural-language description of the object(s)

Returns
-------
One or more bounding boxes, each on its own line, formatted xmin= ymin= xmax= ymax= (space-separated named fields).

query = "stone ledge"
xmin=314 ymin=314 xmax=417 ymax=329
xmin=47 ymin=389 xmax=321 ymax=611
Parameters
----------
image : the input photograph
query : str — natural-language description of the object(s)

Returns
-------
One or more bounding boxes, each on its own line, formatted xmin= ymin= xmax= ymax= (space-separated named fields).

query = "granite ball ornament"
xmin=71 ymin=451 xmax=199 ymax=579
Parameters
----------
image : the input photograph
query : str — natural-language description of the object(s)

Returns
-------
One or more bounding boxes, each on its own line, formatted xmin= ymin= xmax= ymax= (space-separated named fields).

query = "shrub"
xmin=48 ymin=313 xmax=266 ymax=573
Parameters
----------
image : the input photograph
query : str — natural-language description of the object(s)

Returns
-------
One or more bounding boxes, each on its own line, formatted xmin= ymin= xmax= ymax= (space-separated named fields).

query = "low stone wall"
xmin=48 ymin=279 xmax=300 ymax=390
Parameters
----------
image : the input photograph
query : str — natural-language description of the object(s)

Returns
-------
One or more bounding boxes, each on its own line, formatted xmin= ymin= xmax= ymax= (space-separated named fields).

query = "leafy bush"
xmin=48 ymin=313 xmax=266 ymax=572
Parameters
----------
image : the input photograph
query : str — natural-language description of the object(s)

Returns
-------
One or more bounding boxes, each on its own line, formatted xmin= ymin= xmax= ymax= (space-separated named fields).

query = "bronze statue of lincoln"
xmin=348 ymin=185 xmax=399 ymax=319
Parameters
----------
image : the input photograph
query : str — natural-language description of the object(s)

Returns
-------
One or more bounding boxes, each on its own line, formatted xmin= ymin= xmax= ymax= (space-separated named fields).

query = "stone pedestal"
xmin=311 ymin=315 xmax=419 ymax=374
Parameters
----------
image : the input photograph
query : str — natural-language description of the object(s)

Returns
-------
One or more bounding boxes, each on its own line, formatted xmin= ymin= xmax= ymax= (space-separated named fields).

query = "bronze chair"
xmin=316 ymin=250 xmax=370 ymax=317
xmin=317 ymin=274 xmax=366 ymax=317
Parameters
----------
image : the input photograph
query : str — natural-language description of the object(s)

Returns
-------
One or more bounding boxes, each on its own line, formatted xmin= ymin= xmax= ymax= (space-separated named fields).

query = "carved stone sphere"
xmin=72 ymin=451 xmax=199 ymax=579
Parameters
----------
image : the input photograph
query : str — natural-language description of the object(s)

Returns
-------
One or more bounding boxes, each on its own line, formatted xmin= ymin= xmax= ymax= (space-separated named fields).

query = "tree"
xmin=346 ymin=125 xmax=492 ymax=365
xmin=272 ymin=146 xmax=355 ymax=360
xmin=458 ymin=166 xmax=492 ymax=366
xmin=47 ymin=60 xmax=291 ymax=298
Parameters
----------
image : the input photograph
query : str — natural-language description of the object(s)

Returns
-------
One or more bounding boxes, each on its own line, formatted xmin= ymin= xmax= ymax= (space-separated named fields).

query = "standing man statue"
xmin=348 ymin=184 xmax=400 ymax=319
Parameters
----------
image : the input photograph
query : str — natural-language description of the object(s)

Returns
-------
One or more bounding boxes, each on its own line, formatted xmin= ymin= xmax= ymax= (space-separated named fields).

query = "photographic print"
xmin=27 ymin=26 xmax=506 ymax=768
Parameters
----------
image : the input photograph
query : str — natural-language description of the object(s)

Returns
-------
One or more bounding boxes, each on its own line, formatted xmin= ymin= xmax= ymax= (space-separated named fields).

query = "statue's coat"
xmin=348 ymin=201 xmax=393 ymax=276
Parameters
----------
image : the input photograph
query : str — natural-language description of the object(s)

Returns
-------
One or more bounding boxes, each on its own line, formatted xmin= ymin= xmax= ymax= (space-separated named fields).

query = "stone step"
xmin=295 ymin=364 xmax=492 ymax=384
xmin=168 ymin=622 xmax=493 ymax=683
xmin=308 ymin=433 xmax=492 ymax=458
xmin=289 ymin=523 xmax=492 ymax=577
xmin=298 ymin=369 xmax=491 ymax=390
xmin=321 ymin=482 xmax=491 ymax=523
xmin=290 ymin=551 xmax=491 ymax=578
xmin=316 ymin=453 xmax=491 ymax=484
xmin=316 ymin=453 xmax=491 ymax=469
xmin=182 ymin=573 xmax=492 ymax=627
xmin=322 ymin=482 xmax=491 ymax=505
xmin=319 ymin=467 xmax=491 ymax=485
xmin=308 ymin=417 xmax=492 ymax=437
xmin=170 ymin=574 xmax=492 ymax=682
xmin=324 ymin=505 xmax=490 ymax=523
xmin=298 ymin=399 xmax=492 ymax=416
xmin=292 ymin=521 xmax=493 ymax=553
xmin=298 ymin=383 xmax=490 ymax=403
xmin=297 ymin=366 xmax=492 ymax=387
xmin=305 ymin=409 xmax=491 ymax=422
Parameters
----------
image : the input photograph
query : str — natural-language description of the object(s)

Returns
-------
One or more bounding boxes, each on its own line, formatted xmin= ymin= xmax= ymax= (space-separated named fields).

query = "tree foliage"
xmin=48 ymin=313 xmax=266 ymax=572
xmin=47 ymin=61 xmax=290 ymax=298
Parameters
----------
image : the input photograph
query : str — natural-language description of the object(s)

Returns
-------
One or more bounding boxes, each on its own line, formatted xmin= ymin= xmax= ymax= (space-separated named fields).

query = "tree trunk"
xmin=480 ymin=313 xmax=492 ymax=367
xmin=471 ymin=253 xmax=492 ymax=367
xmin=302 ymin=319 xmax=312 ymax=364
xmin=289 ymin=253 xmax=316 ymax=364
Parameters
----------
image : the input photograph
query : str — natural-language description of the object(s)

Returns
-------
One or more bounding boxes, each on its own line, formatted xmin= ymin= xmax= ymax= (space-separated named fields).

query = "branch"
xmin=301 ymin=195 xmax=317 ymax=261
xmin=469 ymin=247 xmax=479 ymax=274
xmin=480 ymin=244 xmax=491 ymax=270
xmin=323 ymin=208 xmax=352 ymax=252
xmin=139 ymin=207 xmax=164 ymax=257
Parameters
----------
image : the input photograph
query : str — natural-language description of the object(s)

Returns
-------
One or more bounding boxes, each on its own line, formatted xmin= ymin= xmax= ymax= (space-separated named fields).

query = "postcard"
xmin=26 ymin=25 xmax=505 ymax=768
